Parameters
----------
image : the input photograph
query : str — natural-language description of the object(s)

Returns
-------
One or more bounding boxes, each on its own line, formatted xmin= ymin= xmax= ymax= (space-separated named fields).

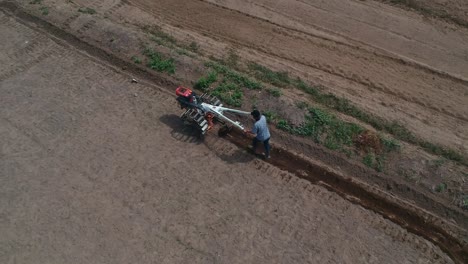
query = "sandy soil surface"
xmin=0 ymin=9 xmax=456 ymax=263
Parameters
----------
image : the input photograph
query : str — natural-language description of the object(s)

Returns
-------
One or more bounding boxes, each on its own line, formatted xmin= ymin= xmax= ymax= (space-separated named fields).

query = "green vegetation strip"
xmin=194 ymin=59 xmax=464 ymax=166
xmin=246 ymin=62 xmax=466 ymax=166
xmin=265 ymin=107 xmax=399 ymax=171
xmin=247 ymin=62 xmax=290 ymax=87
xmin=143 ymin=26 xmax=201 ymax=56
xmin=148 ymin=29 xmax=176 ymax=47
xmin=193 ymin=62 xmax=262 ymax=107
xmin=39 ymin=6 xmax=48 ymax=15
xmin=143 ymin=48 xmax=175 ymax=74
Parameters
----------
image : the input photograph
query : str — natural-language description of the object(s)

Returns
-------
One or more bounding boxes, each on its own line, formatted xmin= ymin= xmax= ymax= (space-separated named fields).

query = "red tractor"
xmin=175 ymin=86 xmax=250 ymax=135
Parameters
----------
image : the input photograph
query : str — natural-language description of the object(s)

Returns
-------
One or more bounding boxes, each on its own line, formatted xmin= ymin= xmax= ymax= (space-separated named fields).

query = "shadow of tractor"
xmin=159 ymin=114 xmax=255 ymax=164
xmin=159 ymin=114 xmax=204 ymax=145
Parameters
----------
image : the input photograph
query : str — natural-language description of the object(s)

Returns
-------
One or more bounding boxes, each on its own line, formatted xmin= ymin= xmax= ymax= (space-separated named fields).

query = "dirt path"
xmin=0 ymin=10 xmax=455 ymax=263
xmin=124 ymin=0 xmax=468 ymax=155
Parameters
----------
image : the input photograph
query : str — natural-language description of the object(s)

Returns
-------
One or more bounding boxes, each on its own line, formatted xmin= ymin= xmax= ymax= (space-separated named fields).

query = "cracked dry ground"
xmin=0 ymin=8 xmax=456 ymax=264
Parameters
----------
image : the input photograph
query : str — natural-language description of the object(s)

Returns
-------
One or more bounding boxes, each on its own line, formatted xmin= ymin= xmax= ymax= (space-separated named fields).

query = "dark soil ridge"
xmin=1 ymin=1 xmax=466 ymax=262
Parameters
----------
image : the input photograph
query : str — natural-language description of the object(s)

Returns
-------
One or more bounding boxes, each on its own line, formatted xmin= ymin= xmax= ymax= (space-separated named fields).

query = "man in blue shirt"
xmin=244 ymin=110 xmax=271 ymax=159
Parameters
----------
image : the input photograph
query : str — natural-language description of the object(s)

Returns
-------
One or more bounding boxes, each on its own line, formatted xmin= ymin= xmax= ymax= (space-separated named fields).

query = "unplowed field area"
xmin=1 ymin=0 xmax=467 ymax=263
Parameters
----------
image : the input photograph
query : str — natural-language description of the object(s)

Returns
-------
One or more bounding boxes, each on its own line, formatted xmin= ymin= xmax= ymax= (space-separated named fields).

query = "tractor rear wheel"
xmin=218 ymin=125 xmax=232 ymax=137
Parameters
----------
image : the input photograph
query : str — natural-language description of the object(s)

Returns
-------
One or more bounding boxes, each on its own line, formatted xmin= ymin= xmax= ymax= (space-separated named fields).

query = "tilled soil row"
xmin=2 ymin=1 xmax=466 ymax=262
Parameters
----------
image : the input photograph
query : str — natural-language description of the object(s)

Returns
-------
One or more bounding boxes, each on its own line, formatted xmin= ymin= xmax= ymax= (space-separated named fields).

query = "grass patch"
xmin=143 ymin=48 xmax=175 ymax=74
xmin=375 ymin=155 xmax=385 ymax=172
xmin=263 ymin=111 xmax=280 ymax=122
xmin=341 ymin=148 xmax=353 ymax=158
xmin=150 ymin=31 xmax=176 ymax=46
xmin=175 ymin=49 xmax=189 ymax=56
xmin=381 ymin=137 xmax=400 ymax=153
xmin=461 ymin=196 xmax=468 ymax=210
xmin=276 ymin=107 xmax=364 ymax=148
xmin=295 ymin=78 xmax=321 ymax=96
xmin=270 ymin=105 xmax=392 ymax=171
xmin=78 ymin=7 xmax=96 ymax=15
xmin=325 ymin=136 xmax=340 ymax=150
xmin=401 ymin=169 xmax=420 ymax=183
xmin=435 ymin=182 xmax=447 ymax=193
xmin=243 ymin=62 xmax=468 ymax=166
xmin=361 ymin=152 xmax=385 ymax=171
xmin=194 ymin=71 xmax=217 ymax=92
xmin=420 ymin=142 xmax=465 ymax=163
xmin=292 ymin=77 xmax=466 ymax=165
xmin=223 ymin=49 xmax=240 ymax=69
xmin=205 ymin=62 xmax=262 ymax=90
xmin=131 ymin=56 xmax=142 ymax=64
xmin=192 ymin=61 xmax=263 ymax=107
xmin=142 ymin=25 xmax=177 ymax=47
xmin=266 ymin=87 xmax=282 ymax=97
xmin=363 ymin=152 xmax=375 ymax=168
xmin=187 ymin=41 xmax=200 ymax=53
xmin=431 ymin=158 xmax=446 ymax=168
xmin=211 ymin=82 xmax=243 ymax=107
xmin=296 ymin=101 xmax=309 ymax=110
xmin=39 ymin=6 xmax=48 ymax=15
xmin=248 ymin=62 xmax=290 ymax=87
xmin=201 ymin=59 xmax=466 ymax=165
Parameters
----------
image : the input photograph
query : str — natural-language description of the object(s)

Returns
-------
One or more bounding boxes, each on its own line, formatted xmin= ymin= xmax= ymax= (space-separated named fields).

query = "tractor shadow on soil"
xmin=210 ymin=147 xmax=256 ymax=164
xmin=159 ymin=115 xmax=255 ymax=164
xmin=159 ymin=114 xmax=204 ymax=145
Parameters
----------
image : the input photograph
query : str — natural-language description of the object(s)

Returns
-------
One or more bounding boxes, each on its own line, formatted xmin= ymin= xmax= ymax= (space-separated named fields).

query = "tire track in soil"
xmin=1 ymin=2 xmax=466 ymax=263
xmin=0 ymin=11 xmax=71 ymax=81
xmin=0 ymin=43 xmax=66 ymax=82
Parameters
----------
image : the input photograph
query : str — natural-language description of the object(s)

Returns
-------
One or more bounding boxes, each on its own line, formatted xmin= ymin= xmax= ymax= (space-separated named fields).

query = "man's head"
xmin=251 ymin=109 xmax=261 ymax=121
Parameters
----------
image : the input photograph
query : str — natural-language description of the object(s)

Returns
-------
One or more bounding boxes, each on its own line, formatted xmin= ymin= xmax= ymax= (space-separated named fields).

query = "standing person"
xmin=244 ymin=109 xmax=271 ymax=159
